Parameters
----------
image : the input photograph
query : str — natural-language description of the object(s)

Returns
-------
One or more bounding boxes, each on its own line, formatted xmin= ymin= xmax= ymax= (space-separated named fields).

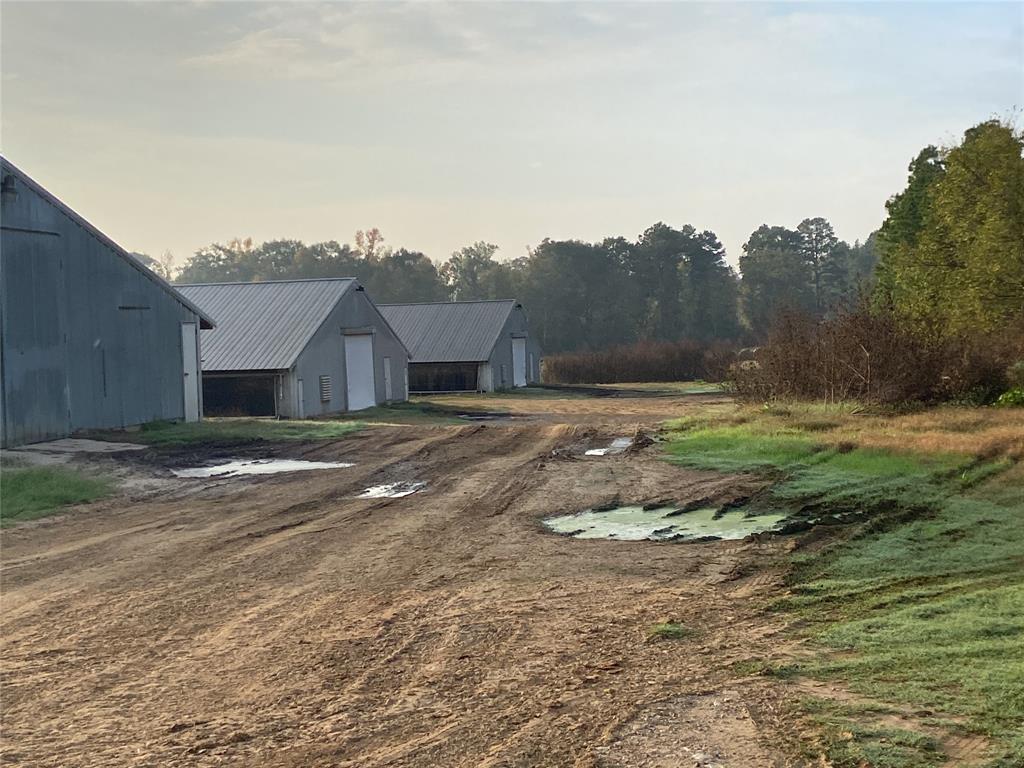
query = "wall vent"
xmin=319 ymin=375 xmax=332 ymax=402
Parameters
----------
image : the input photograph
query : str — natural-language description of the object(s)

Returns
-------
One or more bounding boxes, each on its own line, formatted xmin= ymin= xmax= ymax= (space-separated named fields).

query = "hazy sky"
xmin=2 ymin=2 xmax=1021 ymax=268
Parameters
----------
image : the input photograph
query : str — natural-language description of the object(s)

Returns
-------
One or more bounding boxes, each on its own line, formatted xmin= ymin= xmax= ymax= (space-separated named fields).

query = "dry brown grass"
xmin=833 ymin=409 xmax=1024 ymax=459
xmin=423 ymin=390 xmax=734 ymax=425
xmin=749 ymin=403 xmax=1024 ymax=461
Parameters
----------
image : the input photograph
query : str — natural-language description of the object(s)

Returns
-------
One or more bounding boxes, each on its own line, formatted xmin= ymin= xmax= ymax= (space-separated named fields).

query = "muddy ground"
xmin=2 ymin=392 xmax=816 ymax=767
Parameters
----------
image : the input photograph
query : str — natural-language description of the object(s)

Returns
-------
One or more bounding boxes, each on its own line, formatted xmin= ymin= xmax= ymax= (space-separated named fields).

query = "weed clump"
xmin=646 ymin=620 xmax=691 ymax=641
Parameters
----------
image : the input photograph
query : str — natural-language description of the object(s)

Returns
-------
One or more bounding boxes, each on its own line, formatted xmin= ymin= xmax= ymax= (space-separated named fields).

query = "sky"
xmin=2 ymin=1 xmax=1021 ymax=269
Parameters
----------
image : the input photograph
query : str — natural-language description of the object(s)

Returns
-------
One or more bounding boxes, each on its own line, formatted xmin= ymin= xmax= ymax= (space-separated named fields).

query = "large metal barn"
xmin=177 ymin=279 xmax=409 ymax=417
xmin=0 ymin=157 xmax=214 ymax=447
xmin=379 ymin=300 xmax=541 ymax=393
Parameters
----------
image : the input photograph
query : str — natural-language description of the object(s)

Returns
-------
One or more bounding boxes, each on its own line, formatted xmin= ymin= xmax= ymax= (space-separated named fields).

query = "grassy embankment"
xmin=96 ymin=402 xmax=469 ymax=448
xmin=1 ymin=465 xmax=115 ymax=525
xmin=124 ymin=418 xmax=366 ymax=447
xmin=664 ymin=403 xmax=1024 ymax=768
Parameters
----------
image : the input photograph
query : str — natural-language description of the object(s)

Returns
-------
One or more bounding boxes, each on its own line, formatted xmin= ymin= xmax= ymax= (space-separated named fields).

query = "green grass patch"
xmin=790 ymin=491 xmax=1024 ymax=760
xmin=798 ymin=696 xmax=899 ymax=718
xmin=814 ymin=719 xmax=945 ymax=768
xmin=663 ymin=424 xmax=825 ymax=471
xmin=90 ymin=403 xmax=469 ymax=448
xmin=660 ymin=406 xmax=1023 ymax=765
xmin=957 ymin=458 xmax=1015 ymax=490
xmin=664 ymin=420 xmax=965 ymax=516
xmin=1 ymin=466 xmax=114 ymax=525
xmin=338 ymin=401 xmax=466 ymax=424
xmin=646 ymin=620 xmax=691 ymax=641
xmin=126 ymin=418 xmax=366 ymax=447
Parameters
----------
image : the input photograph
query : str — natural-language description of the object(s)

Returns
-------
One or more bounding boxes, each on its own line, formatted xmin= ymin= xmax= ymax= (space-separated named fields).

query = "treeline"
xmin=159 ymin=117 xmax=1020 ymax=393
xmin=173 ymin=229 xmax=450 ymax=304
xmin=167 ymin=221 xmax=873 ymax=354
xmin=739 ymin=221 xmax=877 ymax=331
xmin=735 ymin=119 xmax=1024 ymax=404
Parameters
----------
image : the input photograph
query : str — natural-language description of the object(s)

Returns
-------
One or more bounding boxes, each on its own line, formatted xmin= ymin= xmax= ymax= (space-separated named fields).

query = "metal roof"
xmin=378 ymin=300 xmax=516 ymax=363
xmin=0 ymin=156 xmax=215 ymax=330
xmin=177 ymin=279 xmax=357 ymax=371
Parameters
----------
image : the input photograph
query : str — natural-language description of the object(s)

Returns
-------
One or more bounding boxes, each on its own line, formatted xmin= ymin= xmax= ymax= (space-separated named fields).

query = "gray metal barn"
xmin=379 ymin=300 xmax=541 ymax=393
xmin=177 ymin=279 xmax=409 ymax=417
xmin=0 ymin=157 xmax=214 ymax=447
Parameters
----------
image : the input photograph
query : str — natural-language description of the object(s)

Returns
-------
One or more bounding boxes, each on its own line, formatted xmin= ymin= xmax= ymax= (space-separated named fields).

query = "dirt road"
xmin=2 ymin=394 xmax=808 ymax=767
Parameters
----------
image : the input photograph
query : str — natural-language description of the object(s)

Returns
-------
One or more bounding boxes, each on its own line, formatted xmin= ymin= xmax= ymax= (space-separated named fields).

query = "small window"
xmin=319 ymin=375 xmax=332 ymax=402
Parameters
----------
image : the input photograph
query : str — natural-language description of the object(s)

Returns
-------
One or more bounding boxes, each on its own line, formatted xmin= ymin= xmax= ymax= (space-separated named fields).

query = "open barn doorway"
xmin=408 ymin=363 xmax=479 ymax=393
xmin=202 ymin=375 xmax=277 ymax=417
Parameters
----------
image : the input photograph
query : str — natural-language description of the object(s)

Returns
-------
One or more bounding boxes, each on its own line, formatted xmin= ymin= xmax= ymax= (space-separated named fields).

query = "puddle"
xmin=585 ymin=437 xmax=633 ymax=456
xmin=356 ymin=481 xmax=426 ymax=498
xmin=543 ymin=506 xmax=788 ymax=541
xmin=172 ymin=459 xmax=354 ymax=478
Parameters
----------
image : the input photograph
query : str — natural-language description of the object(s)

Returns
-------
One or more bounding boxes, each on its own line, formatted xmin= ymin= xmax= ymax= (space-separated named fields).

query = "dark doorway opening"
xmin=203 ymin=375 xmax=276 ymax=416
xmin=408 ymin=363 xmax=478 ymax=392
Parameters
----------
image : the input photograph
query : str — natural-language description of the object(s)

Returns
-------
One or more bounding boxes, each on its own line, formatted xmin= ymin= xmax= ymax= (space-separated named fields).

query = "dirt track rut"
xmin=2 ymin=409 xmax=807 ymax=767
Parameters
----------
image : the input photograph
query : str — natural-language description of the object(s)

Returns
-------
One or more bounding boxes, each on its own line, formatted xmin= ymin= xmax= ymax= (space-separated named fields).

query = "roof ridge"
xmin=378 ymin=299 xmax=516 ymax=307
xmin=176 ymin=277 xmax=358 ymax=287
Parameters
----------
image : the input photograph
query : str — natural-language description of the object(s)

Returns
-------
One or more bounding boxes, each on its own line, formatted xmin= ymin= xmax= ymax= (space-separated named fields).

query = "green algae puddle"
xmin=543 ymin=505 xmax=788 ymax=541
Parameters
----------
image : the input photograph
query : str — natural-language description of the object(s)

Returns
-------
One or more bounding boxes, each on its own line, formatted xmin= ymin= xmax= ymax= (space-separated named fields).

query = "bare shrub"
xmin=730 ymin=301 xmax=1021 ymax=405
xmin=543 ymin=340 xmax=736 ymax=384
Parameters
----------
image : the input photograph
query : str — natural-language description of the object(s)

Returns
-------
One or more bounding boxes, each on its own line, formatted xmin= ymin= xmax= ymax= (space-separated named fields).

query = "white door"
xmin=512 ymin=338 xmax=527 ymax=387
xmin=344 ymin=334 xmax=376 ymax=411
xmin=383 ymin=357 xmax=393 ymax=402
xmin=478 ymin=363 xmax=492 ymax=392
xmin=181 ymin=323 xmax=200 ymax=422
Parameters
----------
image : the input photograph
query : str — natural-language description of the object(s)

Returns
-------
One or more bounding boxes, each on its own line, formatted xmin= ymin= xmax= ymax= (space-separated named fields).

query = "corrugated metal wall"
xmin=0 ymin=230 xmax=70 ymax=444
xmin=1 ymin=165 xmax=203 ymax=446
xmin=487 ymin=305 xmax=540 ymax=390
xmin=291 ymin=287 xmax=409 ymax=417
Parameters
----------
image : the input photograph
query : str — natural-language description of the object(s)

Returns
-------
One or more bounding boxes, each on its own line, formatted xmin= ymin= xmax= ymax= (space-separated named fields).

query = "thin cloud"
xmin=2 ymin=1 xmax=1020 ymax=267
